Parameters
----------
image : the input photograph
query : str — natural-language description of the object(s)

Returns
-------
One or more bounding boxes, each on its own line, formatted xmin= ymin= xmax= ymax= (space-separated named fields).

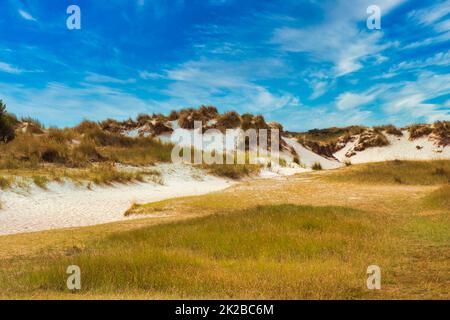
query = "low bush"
xmin=0 ymin=100 xmax=15 ymax=143
xmin=215 ymin=111 xmax=241 ymax=130
xmin=408 ymin=124 xmax=432 ymax=140
xmin=354 ymin=131 xmax=389 ymax=151
xmin=432 ymin=121 xmax=449 ymax=146
xmin=374 ymin=124 xmax=403 ymax=136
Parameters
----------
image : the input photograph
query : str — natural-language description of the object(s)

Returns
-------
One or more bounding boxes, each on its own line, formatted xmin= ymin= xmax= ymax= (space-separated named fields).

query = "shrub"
xmin=84 ymin=128 xmax=134 ymax=147
xmin=374 ymin=124 xmax=403 ymax=136
xmin=151 ymin=121 xmax=173 ymax=135
xmin=354 ymin=131 xmax=389 ymax=151
xmin=100 ymin=119 xmax=123 ymax=133
xmin=40 ymin=140 xmax=69 ymax=163
xmin=168 ymin=110 xmax=179 ymax=121
xmin=216 ymin=111 xmax=241 ymax=130
xmin=198 ymin=105 xmax=219 ymax=120
xmin=47 ymin=127 xmax=76 ymax=143
xmin=0 ymin=100 xmax=16 ymax=142
xmin=253 ymin=115 xmax=268 ymax=129
xmin=20 ymin=116 xmax=44 ymax=130
xmin=178 ymin=108 xmax=197 ymax=129
xmin=408 ymin=124 xmax=432 ymax=140
xmin=72 ymin=139 xmax=103 ymax=164
xmin=432 ymin=121 xmax=449 ymax=146
xmin=136 ymin=114 xmax=152 ymax=126
xmin=297 ymin=125 xmax=365 ymax=157
xmin=240 ymin=113 xmax=254 ymax=131
xmin=74 ymin=120 xmax=101 ymax=134
xmin=268 ymin=122 xmax=284 ymax=132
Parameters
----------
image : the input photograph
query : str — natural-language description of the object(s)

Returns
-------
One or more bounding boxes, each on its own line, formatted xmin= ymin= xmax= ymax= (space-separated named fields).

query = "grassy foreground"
xmin=0 ymin=161 xmax=448 ymax=299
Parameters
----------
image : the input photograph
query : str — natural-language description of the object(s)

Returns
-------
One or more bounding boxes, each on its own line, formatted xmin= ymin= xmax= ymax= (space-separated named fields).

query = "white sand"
xmin=0 ymin=164 xmax=233 ymax=236
xmin=334 ymin=131 xmax=450 ymax=164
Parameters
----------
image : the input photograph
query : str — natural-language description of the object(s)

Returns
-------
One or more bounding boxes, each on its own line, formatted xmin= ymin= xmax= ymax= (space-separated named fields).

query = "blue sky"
xmin=0 ymin=0 xmax=449 ymax=130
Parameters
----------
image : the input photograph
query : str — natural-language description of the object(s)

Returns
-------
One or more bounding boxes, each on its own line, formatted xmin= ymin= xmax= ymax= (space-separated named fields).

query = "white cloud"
xmin=139 ymin=71 xmax=164 ymax=80
xmin=381 ymin=72 xmax=450 ymax=120
xmin=18 ymin=9 xmax=36 ymax=21
xmin=272 ymin=0 xmax=404 ymax=76
xmin=403 ymin=32 xmax=450 ymax=49
xmin=161 ymin=59 xmax=300 ymax=112
xmin=85 ymin=72 xmax=136 ymax=84
xmin=336 ymin=92 xmax=375 ymax=110
xmin=308 ymin=80 xmax=329 ymax=99
xmin=0 ymin=61 xmax=22 ymax=74
xmin=408 ymin=1 xmax=450 ymax=26
xmin=404 ymin=1 xmax=450 ymax=49
xmin=0 ymin=82 xmax=152 ymax=126
xmin=390 ymin=50 xmax=450 ymax=72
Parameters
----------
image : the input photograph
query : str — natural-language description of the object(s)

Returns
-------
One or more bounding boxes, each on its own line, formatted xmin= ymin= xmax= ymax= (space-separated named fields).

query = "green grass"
xmin=405 ymin=215 xmax=450 ymax=243
xmin=17 ymin=204 xmax=389 ymax=299
xmin=422 ymin=184 xmax=450 ymax=210
xmin=328 ymin=160 xmax=450 ymax=185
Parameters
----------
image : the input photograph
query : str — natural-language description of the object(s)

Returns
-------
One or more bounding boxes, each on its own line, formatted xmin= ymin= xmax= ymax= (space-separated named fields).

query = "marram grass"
xmin=18 ymin=204 xmax=390 ymax=299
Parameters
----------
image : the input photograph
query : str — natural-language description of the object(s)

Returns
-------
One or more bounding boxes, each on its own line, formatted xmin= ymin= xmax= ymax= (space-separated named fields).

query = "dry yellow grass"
xmin=0 ymin=163 xmax=448 ymax=299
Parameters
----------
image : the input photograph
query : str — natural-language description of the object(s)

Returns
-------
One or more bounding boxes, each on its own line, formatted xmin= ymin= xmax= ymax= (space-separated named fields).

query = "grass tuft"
xmin=312 ymin=162 xmax=323 ymax=170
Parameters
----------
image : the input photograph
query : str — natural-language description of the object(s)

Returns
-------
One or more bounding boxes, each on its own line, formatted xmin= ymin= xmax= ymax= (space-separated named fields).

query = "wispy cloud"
xmin=161 ymin=58 xmax=300 ymax=112
xmin=404 ymin=0 xmax=450 ymax=49
xmin=0 ymin=81 xmax=152 ymax=126
xmin=85 ymin=72 xmax=136 ymax=84
xmin=408 ymin=0 xmax=450 ymax=26
xmin=272 ymin=0 xmax=404 ymax=76
xmin=139 ymin=71 xmax=164 ymax=80
xmin=0 ymin=61 xmax=22 ymax=74
xmin=381 ymin=71 xmax=450 ymax=121
xmin=18 ymin=9 xmax=36 ymax=22
xmin=336 ymin=92 xmax=375 ymax=110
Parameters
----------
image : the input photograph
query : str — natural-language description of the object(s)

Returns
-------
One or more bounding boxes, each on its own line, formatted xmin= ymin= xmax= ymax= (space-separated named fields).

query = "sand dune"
xmin=0 ymin=164 xmax=233 ymax=236
xmin=334 ymin=131 xmax=450 ymax=164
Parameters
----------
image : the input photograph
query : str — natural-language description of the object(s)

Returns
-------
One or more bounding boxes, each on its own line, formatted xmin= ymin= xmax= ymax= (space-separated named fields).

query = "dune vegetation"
xmin=327 ymin=160 xmax=450 ymax=185
xmin=0 ymin=125 xmax=171 ymax=190
xmin=0 ymin=103 xmax=286 ymax=189
xmin=0 ymin=160 xmax=448 ymax=299
xmin=292 ymin=121 xmax=449 ymax=157
xmin=0 ymin=100 xmax=175 ymax=189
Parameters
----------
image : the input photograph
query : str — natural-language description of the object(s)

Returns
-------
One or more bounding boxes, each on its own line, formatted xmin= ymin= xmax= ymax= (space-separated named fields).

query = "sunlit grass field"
xmin=328 ymin=160 xmax=450 ymax=185
xmin=0 ymin=160 xmax=448 ymax=299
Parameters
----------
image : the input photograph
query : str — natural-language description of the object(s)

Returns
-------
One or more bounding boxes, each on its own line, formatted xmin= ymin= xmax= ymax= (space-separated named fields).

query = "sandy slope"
xmin=282 ymin=137 xmax=342 ymax=169
xmin=0 ymin=164 xmax=233 ymax=236
xmin=334 ymin=131 xmax=450 ymax=164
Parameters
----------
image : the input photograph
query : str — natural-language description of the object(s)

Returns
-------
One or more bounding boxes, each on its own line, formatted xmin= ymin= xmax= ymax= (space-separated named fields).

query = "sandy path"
xmin=0 ymin=164 xmax=233 ymax=236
